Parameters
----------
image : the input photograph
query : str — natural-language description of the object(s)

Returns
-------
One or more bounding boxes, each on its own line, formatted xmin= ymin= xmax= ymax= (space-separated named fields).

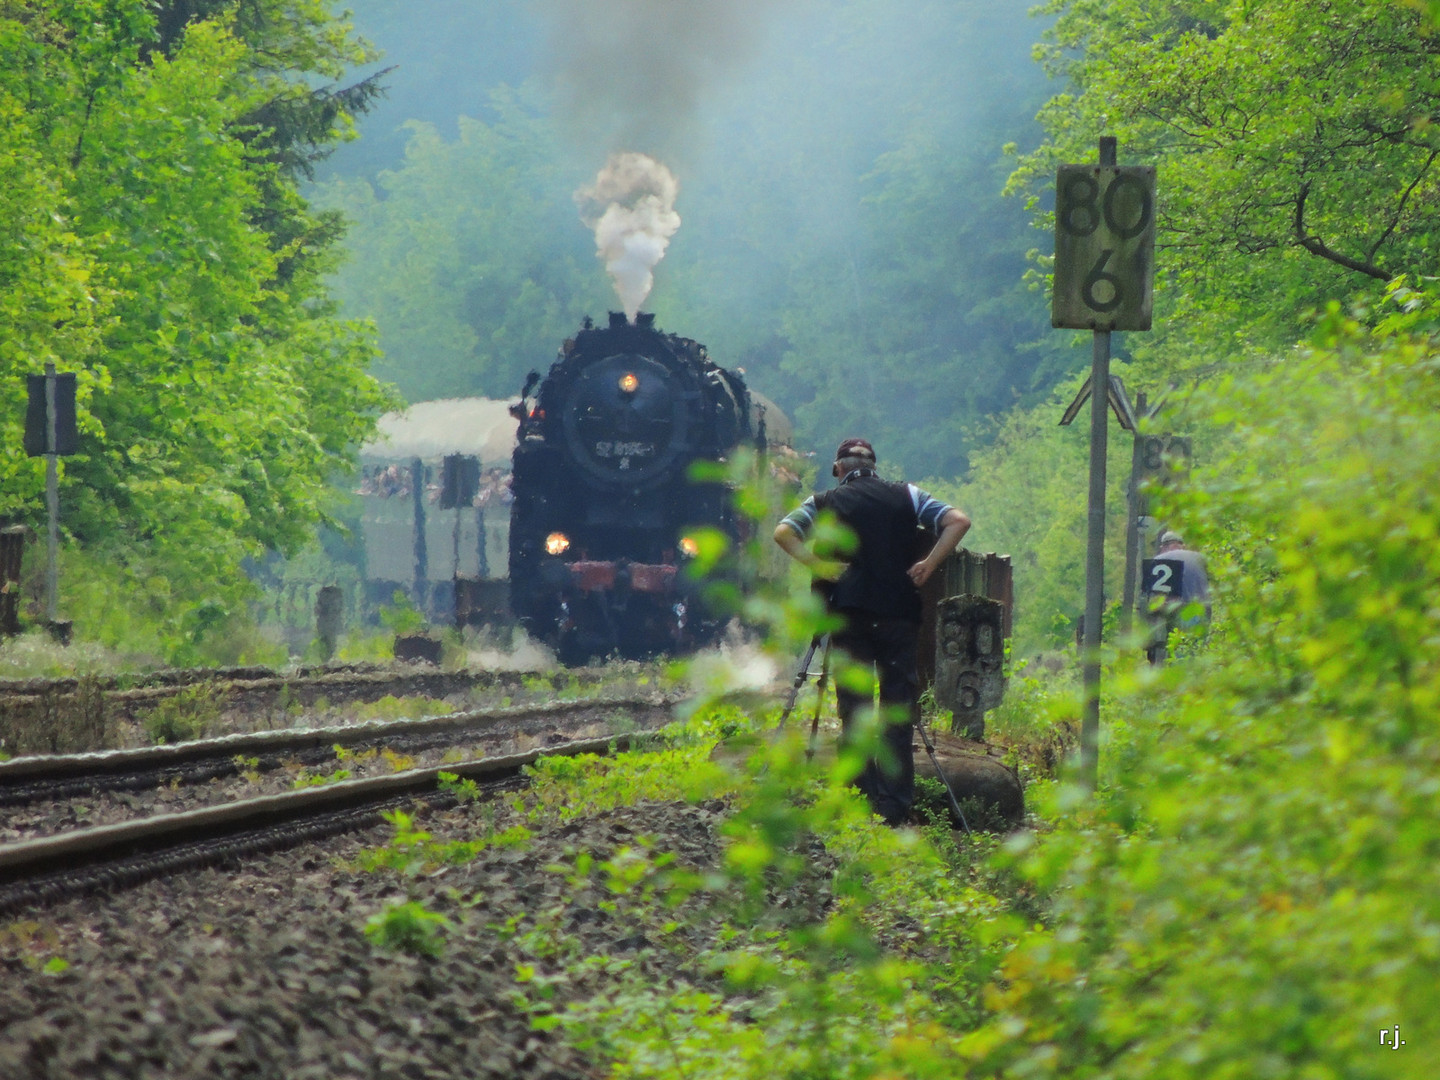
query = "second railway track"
xmin=0 ymin=693 xmax=675 ymax=815
xmin=0 ymin=691 xmax=682 ymax=906
xmin=0 ymin=726 xmax=665 ymax=917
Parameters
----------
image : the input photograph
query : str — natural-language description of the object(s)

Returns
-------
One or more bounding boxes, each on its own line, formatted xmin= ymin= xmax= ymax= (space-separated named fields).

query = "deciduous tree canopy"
xmin=1009 ymin=0 xmax=1440 ymax=345
xmin=0 ymin=0 xmax=395 ymax=661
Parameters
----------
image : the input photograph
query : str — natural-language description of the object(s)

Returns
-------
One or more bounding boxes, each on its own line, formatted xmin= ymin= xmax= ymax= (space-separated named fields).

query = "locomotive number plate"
xmin=594 ymin=441 xmax=655 ymax=459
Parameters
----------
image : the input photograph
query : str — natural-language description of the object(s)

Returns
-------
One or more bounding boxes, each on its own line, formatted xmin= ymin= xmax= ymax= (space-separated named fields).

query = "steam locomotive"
xmin=508 ymin=312 xmax=787 ymax=664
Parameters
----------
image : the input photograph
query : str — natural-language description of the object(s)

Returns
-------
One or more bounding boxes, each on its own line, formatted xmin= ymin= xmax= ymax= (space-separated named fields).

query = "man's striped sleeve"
xmin=779 ymin=496 xmax=819 ymax=538
xmin=908 ymin=484 xmax=955 ymax=533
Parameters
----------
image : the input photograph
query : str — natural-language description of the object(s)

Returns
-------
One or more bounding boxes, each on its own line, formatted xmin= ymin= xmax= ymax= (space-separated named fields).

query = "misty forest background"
xmin=312 ymin=0 xmax=1060 ymax=481
xmin=2 ymin=0 xmax=1439 ymax=665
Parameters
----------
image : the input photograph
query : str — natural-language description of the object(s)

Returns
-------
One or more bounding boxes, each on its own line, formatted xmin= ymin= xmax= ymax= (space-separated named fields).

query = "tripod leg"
xmin=916 ymin=716 xmax=973 ymax=836
xmin=806 ymin=637 xmax=832 ymax=760
xmin=777 ymin=638 xmax=820 ymax=729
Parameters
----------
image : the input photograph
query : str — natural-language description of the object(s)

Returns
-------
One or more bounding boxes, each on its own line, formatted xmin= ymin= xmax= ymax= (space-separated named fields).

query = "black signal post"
xmin=1052 ymin=137 xmax=1158 ymax=789
xmin=24 ymin=363 xmax=79 ymax=636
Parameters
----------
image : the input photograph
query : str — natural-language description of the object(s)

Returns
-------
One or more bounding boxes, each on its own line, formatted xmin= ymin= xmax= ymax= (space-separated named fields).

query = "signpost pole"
xmin=1120 ymin=390 xmax=1147 ymax=634
xmin=44 ymin=362 xmax=59 ymax=624
xmin=1052 ymin=134 xmax=1156 ymax=791
xmin=1079 ymin=166 xmax=1113 ymax=789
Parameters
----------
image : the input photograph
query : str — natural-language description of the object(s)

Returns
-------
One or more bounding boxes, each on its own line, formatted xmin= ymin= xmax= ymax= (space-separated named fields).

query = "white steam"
xmin=575 ymin=152 xmax=681 ymax=323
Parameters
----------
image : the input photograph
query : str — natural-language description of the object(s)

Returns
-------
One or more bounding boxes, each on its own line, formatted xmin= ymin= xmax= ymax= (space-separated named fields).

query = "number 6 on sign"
xmin=1053 ymin=164 xmax=1157 ymax=331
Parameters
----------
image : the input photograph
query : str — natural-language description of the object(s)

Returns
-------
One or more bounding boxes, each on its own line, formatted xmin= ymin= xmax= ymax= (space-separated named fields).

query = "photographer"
xmin=773 ymin=438 xmax=970 ymax=825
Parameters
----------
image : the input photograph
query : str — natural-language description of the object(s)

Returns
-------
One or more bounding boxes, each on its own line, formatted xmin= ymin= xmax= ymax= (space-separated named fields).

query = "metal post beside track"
xmin=1052 ymin=136 xmax=1157 ymax=790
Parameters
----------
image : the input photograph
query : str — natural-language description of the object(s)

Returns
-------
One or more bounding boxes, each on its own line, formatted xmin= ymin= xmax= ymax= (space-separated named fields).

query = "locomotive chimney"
xmin=609 ymin=312 xmax=628 ymax=329
xmin=637 ymin=312 xmax=655 ymax=328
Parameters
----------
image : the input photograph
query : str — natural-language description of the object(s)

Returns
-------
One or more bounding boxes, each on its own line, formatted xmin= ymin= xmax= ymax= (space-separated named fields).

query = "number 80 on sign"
xmin=1052 ymin=164 xmax=1157 ymax=332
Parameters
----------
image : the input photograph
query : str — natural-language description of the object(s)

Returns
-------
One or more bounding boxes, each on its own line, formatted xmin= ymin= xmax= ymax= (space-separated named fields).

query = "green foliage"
xmin=312 ymin=91 xmax=611 ymax=403
xmin=1010 ymin=0 xmax=1440 ymax=350
xmin=980 ymin=660 xmax=1080 ymax=783
xmin=291 ymin=767 xmax=351 ymax=788
xmin=141 ymin=683 xmax=223 ymax=745
xmin=377 ymin=591 xmax=427 ymax=637
xmin=353 ymin=806 xmax=532 ymax=876
xmin=362 ymin=900 xmax=450 ymax=959
xmin=437 ymin=771 xmax=483 ymax=803
xmin=0 ymin=1 xmax=397 ymax=664
xmin=0 ymin=628 xmax=148 ymax=679
xmin=57 ymin=545 xmax=281 ymax=668
xmin=232 ymin=754 xmax=261 ymax=783
xmin=954 ymin=299 xmax=1440 ymax=1078
xmin=348 ymin=695 xmax=453 ymax=722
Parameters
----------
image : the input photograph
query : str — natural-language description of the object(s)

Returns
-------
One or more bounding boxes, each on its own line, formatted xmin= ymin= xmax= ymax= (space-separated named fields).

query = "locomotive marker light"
xmin=618 ymin=372 xmax=639 ymax=394
xmin=545 ymin=532 xmax=571 ymax=556
xmin=678 ymin=536 xmax=699 ymax=558
xmin=1053 ymin=137 xmax=1157 ymax=790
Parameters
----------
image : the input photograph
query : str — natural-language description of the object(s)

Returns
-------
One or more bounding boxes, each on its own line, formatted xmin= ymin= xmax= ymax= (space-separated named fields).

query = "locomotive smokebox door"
xmin=933 ymin=595 xmax=1007 ymax=741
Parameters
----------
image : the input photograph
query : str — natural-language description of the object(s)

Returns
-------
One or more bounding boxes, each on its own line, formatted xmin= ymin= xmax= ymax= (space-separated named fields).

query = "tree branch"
xmin=1293 ymin=181 xmax=1391 ymax=280
xmin=1367 ymin=147 xmax=1439 ymax=264
xmin=70 ymin=89 xmax=98 ymax=170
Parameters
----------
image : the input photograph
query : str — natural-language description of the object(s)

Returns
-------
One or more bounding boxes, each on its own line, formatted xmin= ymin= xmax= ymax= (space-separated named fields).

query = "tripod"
xmin=777 ymin=633 xmax=831 ymax=760
xmin=778 ymin=636 xmax=972 ymax=835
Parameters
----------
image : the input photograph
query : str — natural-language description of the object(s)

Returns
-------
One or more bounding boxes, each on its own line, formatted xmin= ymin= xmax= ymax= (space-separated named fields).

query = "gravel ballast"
xmin=0 ymin=793 xmax=743 ymax=1079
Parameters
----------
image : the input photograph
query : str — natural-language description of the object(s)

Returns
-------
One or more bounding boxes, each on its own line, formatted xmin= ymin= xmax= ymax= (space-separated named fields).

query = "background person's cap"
xmin=1158 ymin=530 xmax=1183 ymax=547
xmin=834 ymin=437 xmax=875 ymax=462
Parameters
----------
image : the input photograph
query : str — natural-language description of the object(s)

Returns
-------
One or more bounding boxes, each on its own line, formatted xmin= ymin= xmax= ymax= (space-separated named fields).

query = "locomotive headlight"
xmin=617 ymin=372 xmax=640 ymax=394
xmin=545 ymin=532 xmax=571 ymax=555
xmin=678 ymin=536 xmax=699 ymax=558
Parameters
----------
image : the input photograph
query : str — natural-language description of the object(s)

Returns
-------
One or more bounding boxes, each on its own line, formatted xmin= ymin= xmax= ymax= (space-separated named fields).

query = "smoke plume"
xmin=536 ymin=0 xmax=783 ymax=156
xmin=575 ymin=153 xmax=681 ymax=322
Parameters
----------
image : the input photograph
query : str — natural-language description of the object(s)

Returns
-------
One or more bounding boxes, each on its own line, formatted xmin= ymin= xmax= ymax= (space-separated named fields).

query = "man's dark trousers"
xmin=832 ymin=611 xmax=919 ymax=826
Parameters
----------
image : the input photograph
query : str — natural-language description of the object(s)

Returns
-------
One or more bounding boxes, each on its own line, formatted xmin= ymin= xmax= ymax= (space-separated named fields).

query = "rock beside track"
xmin=913 ymin=729 xmax=1025 ymax=826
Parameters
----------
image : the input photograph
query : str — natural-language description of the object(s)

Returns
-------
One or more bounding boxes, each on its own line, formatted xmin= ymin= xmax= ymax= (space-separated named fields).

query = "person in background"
xmin=1146 ymin=529 xmax=1211 ymax=662
xmin=773 ymin=437 xmax=970 ymax=826
xmin=1156 ymin=530 xmax=1210 ymax=627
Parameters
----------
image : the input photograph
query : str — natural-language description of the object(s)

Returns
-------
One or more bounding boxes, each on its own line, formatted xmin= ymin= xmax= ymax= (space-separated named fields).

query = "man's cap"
xmin=1158 ymin=530 xmax=1183 ymax=547
xmin=834 ymin=437 xmax=875 ymax=462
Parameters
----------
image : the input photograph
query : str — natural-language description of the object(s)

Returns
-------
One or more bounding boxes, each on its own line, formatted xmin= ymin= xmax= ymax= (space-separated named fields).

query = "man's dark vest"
xmin=814 ymin=472 xmax=924 ymax=622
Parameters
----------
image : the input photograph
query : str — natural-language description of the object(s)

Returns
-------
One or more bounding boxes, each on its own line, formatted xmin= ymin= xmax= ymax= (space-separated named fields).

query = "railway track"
xmin=0 ymin=694 xmax=672 ymax=811
xmin=0 ymin=695 xmax=676 ymax=915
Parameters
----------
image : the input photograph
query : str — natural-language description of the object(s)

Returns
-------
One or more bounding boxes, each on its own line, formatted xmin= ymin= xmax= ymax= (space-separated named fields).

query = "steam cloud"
xmin=536 ymin=0 xmax=782 ymax=155
xmin=540 ymin=2 xmax=788 ymax=319
xmin=575 ymin=153 xmax=681 ymax=323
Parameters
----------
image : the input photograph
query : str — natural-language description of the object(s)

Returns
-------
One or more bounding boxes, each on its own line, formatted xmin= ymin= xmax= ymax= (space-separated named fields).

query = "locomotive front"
xmin=508 ymin=313 xmax=754 ymax=664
